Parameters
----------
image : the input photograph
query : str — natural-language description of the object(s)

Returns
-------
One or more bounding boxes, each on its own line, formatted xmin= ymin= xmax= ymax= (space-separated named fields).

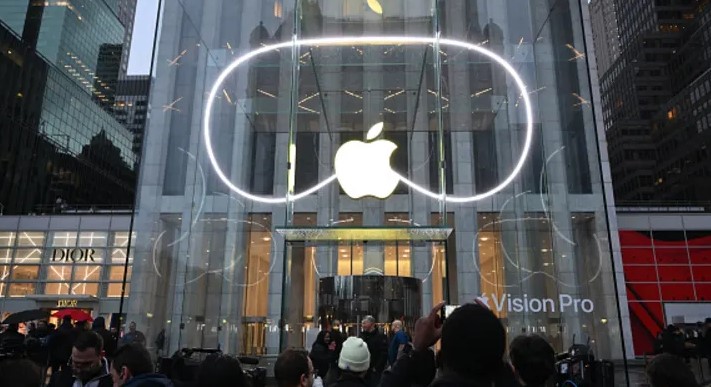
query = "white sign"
xmin=478 ymin=293 xmax=595 ymax=313
xmin=334 ymin=122 xmax=399 ymax=199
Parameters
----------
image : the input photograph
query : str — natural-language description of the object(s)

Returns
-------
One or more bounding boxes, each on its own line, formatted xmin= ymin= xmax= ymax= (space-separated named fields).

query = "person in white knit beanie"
xmin=331 ymin=337 xmax=371 ymax=386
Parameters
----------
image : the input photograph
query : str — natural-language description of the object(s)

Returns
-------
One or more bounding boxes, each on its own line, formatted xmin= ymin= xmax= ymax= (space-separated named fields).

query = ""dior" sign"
xmin=51 ymin=248 xmax=97 ymax=262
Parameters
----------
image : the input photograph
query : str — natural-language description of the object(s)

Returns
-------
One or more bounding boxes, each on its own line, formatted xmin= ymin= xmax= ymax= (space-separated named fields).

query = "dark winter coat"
xmin=311 ymin=338 xmax=337 ymax=378
xmin=329 ymin=372 xmax=369 ymax=387
xmin=359 ymin=328 xmax=388 ymax=375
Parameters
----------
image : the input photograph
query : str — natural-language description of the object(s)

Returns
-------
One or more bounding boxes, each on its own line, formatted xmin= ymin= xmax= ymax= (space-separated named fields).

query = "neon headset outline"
xmin=203 ymin=36 xmax=534 ymax=204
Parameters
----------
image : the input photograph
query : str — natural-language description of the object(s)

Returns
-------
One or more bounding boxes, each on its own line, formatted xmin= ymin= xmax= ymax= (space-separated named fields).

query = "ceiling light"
xmin=480 ymin=237 xmax=489 ymax=241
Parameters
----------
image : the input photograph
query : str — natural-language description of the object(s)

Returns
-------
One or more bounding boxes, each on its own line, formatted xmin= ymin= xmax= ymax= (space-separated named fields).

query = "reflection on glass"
xmin=477 ymin=213 xmax=506 ymax=318
xmin=244 ymin=214 xmax=272 ymax=317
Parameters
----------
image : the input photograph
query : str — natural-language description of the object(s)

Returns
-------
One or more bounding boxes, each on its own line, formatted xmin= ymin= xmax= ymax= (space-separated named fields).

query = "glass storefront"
xmin=131 ymin=0 xmax=627 ymax=367
xmin=0 ymin=230 xmax=133 ymax=300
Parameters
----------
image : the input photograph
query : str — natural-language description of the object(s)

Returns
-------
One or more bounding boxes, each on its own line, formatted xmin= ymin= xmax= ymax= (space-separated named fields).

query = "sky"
xmin=126 ymin=0 xmax=161 ymax=75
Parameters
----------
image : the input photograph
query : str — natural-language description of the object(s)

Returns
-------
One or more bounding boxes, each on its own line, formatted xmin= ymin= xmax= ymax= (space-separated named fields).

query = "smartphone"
xmin=440 ymin=304 xmax=460 ymax=322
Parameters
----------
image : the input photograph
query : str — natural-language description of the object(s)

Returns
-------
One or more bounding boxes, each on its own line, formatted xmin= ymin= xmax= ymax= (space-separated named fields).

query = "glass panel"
xmin=17 ymin=232 xmax=45 ymax=247
xmin=111 ymin=232 xmax=136 ymax=247
xmin=0 ymin=265 xmax=9 ymax=282
xmin=243 ymin=214 xmax=272 ymax=317
xmin=45 ymin=283 xmax=71 ymax=295
xmin=13 ymin=248 xmax=42 ymax=264
xmin=109 ymin=266 xmax=132 ymax=282
xmin=11 ymin=265 xmax=39 ymax=280
xmin=70 ymin=283 xmax=99 ymax=296
xmin=110 ymin=247 xmax=134 ymax=263
xmin=72 ymin=265 xmax=102 ymax=282
xmin=51 ymin=232 xmax=77 ymax=247
xmin=0 ymin=232 xmax=15 ymax=247
xmin=47 ymin=265 xmax=73 ymax=283
xmin=107 ymin=283 xmax=129 ymax=297
xmin=9 ymin=283 xmax=36 ymax=296
xmin=0 ymin=249 xmax=11 ymax=264
xmin=78 ymin=232 xmax=108 ymax=247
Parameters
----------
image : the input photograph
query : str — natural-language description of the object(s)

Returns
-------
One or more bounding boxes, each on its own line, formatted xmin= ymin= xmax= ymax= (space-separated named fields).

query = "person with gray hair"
xmin=388 ymin=320 xmax=408 ymax=366
xmin=359 ymin=316 xmax=387 ymax=386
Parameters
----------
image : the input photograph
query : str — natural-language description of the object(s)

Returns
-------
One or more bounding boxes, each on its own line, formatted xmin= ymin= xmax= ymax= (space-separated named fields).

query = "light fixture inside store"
xmin=480 ymin=237 xmax=489 ymax=241
xmin=204 ymin=36 xmax=533 ymax=204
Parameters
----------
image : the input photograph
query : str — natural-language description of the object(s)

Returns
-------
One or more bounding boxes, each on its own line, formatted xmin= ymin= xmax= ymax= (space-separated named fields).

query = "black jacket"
xmin=48 ymin=358 xmax=113 ymax=387
xmin=93 ymin=328 xmax=117 ymax=358
xmin=379 ymin=347 xmax=517 ymax=387
xmin=360 ymin=328 xmax=388 ymax=374
xmin=329 ymin=373 xmax=369 ymax=387
xmin=311 ymin=341 xmax=337 ymax=378
xmin=49 ymin=323 xmax=75 ymax=364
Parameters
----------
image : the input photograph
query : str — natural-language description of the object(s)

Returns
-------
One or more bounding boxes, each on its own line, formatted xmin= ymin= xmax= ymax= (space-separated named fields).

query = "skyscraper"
xmin=589 ymin=0 xmax=620 ymax=75
xmin=0 ymin=1 xmax=137 ymax=214
xmin=597 ymin=0 xmax=711 ymax=202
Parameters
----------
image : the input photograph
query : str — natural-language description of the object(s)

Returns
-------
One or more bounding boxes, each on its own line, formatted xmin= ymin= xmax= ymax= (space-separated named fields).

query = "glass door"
xmin=280 ymin=238 xmax=448 ymax=351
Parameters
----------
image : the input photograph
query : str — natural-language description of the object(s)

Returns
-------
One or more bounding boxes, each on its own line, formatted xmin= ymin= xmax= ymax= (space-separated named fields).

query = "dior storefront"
xmin=128 ymin=0 xmax=632 ymax=372
xmin=0 ymin=214 xmax=133 ymax=326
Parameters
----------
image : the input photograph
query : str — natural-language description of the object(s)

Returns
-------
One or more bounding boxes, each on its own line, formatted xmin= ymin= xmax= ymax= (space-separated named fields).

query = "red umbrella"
xmin=51 ymin=308 xmax=93 ymax=322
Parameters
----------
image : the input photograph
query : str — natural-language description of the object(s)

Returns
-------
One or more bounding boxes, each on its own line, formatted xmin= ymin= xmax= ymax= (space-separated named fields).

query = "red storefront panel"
xmin=619 ymin=230 xmax=653 ymax=247
xmin=688 ymin=247 xmax=711 ymax=264
xmin=654 ymin=248 xmax=689 ymax=264
xmin=623 ymin=265 xmax=658 ymax=282
xmin=660 ymin=283 xmax=695 ymax=301
xmin=693 ymin=265 xmax=711 ymax=282
xmin=626 ymin=283 xmax=660 ymax=301
xmin=695 ymin=283 xmax=711 ymax=301
xmin=621 ymin=247 xmax=655 ymax=264
xmin=657 ymin=265 xmax=693 ymax=282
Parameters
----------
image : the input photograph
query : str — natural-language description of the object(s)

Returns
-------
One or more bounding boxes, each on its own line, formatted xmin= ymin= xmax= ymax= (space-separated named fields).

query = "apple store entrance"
xmin=277 ymin=226 xmax=453 ymax=351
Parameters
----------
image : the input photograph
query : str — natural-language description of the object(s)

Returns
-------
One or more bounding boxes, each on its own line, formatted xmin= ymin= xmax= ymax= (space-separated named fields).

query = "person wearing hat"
xmin=331 ymin=337 xmax=371 ymax=387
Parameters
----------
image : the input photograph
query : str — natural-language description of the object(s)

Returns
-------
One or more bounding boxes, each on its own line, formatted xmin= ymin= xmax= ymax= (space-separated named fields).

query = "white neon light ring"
xmin=203 ymin=36 xmax=534 ymax=204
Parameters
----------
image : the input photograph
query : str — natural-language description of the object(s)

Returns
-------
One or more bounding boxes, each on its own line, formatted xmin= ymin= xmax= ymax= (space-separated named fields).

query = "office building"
xmin=123 ymin=0 xmax=632 ymax=371
xmin=589 ymin=0 xmax=620 ymax=75
xmin=115 ymin=75 xmax=151 ymax=158
xmin=0 ymin=2 xmax=137 ymax=214
xmin=598 ymin=0 xmax=711 ymax=202
xmin=0 ymin=0 xmax=140 ymax=328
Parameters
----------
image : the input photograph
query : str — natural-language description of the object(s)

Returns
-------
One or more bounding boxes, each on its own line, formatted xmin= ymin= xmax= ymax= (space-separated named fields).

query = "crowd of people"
xmin=0 ymin=316 xmax=150 ymax=387
xmin=1 ymin=305 xmax=709 ymax=387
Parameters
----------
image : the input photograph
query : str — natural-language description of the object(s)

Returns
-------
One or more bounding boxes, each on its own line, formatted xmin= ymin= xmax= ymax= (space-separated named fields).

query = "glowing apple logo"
xmin=334 ymin=122 xmax=399 ymax=199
